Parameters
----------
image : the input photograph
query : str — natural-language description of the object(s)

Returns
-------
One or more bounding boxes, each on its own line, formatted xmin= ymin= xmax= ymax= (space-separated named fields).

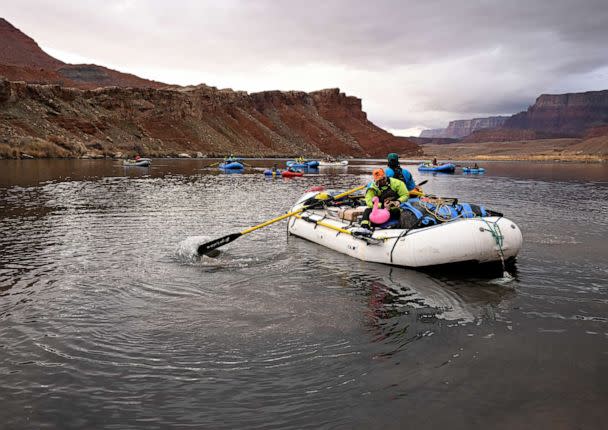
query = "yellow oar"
xmin=292 ymin=214 xmax=352 ymax=235
xmin=408 ymin=179 xmax=428 ymax=197
xmin=197 ymin=184 xmax=366 ymax=255
xmin=292 ymin=214 xmax=385 ymax=244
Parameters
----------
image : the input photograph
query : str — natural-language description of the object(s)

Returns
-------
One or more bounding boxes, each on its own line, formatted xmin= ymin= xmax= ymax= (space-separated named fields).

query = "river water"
xmin=1 ymin=159 xmax=607 ymax=429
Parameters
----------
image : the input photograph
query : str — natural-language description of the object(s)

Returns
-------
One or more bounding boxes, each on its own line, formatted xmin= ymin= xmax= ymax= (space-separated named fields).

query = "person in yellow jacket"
xmin=361 ymin=169 xmax=409 ymax=229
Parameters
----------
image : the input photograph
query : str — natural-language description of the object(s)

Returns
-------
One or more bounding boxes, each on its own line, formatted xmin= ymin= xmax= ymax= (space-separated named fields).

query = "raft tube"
xmin=124 ymin=159 xmax=151 ymax=167
xmin=219 ymin=162 xmax=244 ymax=170
xmin=287 ymin=191 xmax=523 ymax=268
xmin=418 ymin=163 xmax=456 ymax=173
xmin=463 ymin=167 xmax=486 ymax=173
xmin=287 ymin=160 xmax=319 ymax=168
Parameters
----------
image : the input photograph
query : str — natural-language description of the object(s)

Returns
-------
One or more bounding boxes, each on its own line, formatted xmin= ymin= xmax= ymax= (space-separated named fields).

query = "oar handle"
xmin=333 ymin=184 xmax=367 ymax=199
xmin=241 ymin=209 xmax=303 ymax=234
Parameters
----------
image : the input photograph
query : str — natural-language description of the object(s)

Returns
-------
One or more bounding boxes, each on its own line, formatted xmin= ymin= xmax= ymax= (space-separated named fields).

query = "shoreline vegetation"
xmin=1 ymin=138 xmax=606 ymax=162
xmin=421 ymin=138 xmax=607 ymax=162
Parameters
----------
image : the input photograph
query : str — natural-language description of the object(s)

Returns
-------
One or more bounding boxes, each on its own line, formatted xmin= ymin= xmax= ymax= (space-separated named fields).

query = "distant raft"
xmin=287 ymin=160 xmax=320 ymax=168
xmin=282 ymin=170 xmax=304 ymax=177
xmin=264 ymin=169 xmax=282 ymax=176
xmin=123 ymin=158 xmax=151 ymax=167
xmin=219 ymin=161 xmax=244 ymax=170
xmin=318 ymin=160 xmax=348 ymax=167
xmin=463 ymin=167 xmax=486 ymax=174
xmin=418 ymin=163 xmax=456 ymax=173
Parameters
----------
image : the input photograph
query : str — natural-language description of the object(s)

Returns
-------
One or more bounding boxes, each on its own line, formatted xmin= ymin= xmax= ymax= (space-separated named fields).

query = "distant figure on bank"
xmin=361 ymin=169 xmax=409 ymax=230
xmin=385 ymin=153 xmax=416 ymax=191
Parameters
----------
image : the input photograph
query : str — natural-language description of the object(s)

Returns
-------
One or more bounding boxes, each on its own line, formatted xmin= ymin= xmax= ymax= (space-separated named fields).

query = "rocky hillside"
xmin=504 ymin=90 xmax=608 ymax=135
xmin=461 ymin=128 xmax=565 ymax=143
xmin=0 ymin=79 xmax=420 ymax=158
xmin=420 ymin=116 xmax=508 ymax=139
xmin=408 ymin=136 xmax=460 ymax=145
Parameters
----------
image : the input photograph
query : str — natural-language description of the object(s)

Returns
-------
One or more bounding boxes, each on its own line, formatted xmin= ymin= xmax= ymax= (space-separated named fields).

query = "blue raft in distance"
xmin=219 ymin=161 xmax=244 ymax=170
xmin=463 ymin=167 xmax=486 ymax=174
xmin=418 ymin=163 xmax=456 ymax=173
xmin=287 ymin=160 xmax=319 ymax=168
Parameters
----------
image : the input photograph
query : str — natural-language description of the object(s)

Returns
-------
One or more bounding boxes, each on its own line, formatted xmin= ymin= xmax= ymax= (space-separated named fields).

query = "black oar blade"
xmin=197 ymin=233 xmax=242 ymax=256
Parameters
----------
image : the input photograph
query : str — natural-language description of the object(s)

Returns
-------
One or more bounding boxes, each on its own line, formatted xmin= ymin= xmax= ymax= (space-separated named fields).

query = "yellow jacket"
xmin=365 ymin=177 xmax=409 ymax=207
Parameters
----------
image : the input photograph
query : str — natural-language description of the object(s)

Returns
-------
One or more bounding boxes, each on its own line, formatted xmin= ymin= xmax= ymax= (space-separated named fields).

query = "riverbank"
xmin=2 ymin=135 xmax=607 ymax=162
xmin=421 ymin=137 xmax=608 ymax=162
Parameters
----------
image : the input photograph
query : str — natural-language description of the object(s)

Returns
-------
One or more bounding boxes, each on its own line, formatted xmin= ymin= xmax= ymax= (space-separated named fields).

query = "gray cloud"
xmin=3 ymin=0 xmax=608 ymax=133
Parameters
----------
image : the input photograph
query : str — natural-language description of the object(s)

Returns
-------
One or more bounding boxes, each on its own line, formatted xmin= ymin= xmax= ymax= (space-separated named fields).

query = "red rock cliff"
xmin=0 ymin=79 xmax=420 ymax=158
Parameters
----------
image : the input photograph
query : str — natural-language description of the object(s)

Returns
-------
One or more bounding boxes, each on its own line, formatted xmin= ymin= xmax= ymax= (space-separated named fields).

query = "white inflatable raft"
xmin=123 ymin=158 xmax=151 ymax=167
xmin=287 ymin=192 xmax=523 ymax=268
xmin=318 ymin=160 xmax=349 ymax=167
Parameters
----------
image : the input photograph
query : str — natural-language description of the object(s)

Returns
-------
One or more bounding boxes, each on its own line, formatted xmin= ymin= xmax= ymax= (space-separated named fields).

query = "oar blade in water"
xmin=197 ymin=232 xmax=242 ymax=255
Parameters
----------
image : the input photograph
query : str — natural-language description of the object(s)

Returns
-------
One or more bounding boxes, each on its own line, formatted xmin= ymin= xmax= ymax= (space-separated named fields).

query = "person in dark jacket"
xmin=385 ymin=153 xmax=416 ymax=191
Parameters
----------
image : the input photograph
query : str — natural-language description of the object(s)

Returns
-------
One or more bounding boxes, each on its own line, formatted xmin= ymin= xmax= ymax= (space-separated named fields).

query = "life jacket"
xmin=389 ymin=163 xmax=406 ymax=183
xmin=367 ymin=178 xmax=407 ymax=208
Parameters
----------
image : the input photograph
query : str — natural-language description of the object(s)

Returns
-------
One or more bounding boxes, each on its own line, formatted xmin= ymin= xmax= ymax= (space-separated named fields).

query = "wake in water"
xmin=488 ymin=270 xmax=517 ymax=288
xmin=174 ymin=236 xmax=269 ymax=269
xmin=175 ymin=235 xmax=209 ymax=262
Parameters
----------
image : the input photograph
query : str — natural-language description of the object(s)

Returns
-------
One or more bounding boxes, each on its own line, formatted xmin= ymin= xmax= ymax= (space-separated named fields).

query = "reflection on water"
xmin=0 ymin=159 xmax=607 ymax=429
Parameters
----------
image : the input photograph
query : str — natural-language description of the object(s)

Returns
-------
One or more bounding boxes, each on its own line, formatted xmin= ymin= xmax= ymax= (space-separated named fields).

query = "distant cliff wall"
xmin=419 ymin=128 xmax=445 ymax=138
xmin=504 ymin=90 xmax=608 ymax=135
xmin=420 ymin=116 xmax=508 ymax=139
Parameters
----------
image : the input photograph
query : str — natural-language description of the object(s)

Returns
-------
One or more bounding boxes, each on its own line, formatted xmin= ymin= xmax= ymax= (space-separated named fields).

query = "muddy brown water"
xmin=1 ymin=158 xmax=607 ymax=429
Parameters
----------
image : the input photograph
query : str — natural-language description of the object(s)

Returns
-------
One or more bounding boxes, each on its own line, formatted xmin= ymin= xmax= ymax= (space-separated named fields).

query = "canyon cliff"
xmin=504 ymin=90 xmax=608 ymax=135
xmin=0 ymin=79 xmax=420 ymax=158
xmin=0 ymin=18 xmax=419 ymax=158
xmin=421 ymin=90 xmax=608 ymax=142
xmin=420 ymin=116 xmax=508 ymax=139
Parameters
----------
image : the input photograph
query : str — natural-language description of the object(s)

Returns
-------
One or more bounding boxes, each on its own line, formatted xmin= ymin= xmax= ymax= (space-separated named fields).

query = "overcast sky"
xmin=4 ymin=0 xmax=608 ymax=136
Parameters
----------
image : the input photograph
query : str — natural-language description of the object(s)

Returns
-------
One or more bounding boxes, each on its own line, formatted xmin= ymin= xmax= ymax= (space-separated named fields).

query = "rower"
xmin=361 ymin=169 xmax=409 ymax=230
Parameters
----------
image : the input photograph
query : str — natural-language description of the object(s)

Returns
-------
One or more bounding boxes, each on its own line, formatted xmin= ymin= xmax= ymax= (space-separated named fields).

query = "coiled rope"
xmin=480 ymin=217 xmax=513 ymax=278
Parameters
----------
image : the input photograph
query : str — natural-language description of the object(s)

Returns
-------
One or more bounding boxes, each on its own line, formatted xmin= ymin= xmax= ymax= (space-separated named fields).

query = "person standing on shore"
xmin=385 ymin=153 xmax=416 ymax=191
